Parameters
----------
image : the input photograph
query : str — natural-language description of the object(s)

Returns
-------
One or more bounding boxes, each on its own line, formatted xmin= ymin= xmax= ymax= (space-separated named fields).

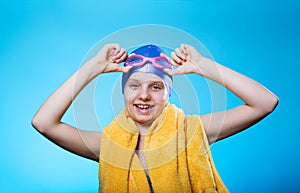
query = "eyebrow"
xmin=127 ymin=79 xmax=164 ymax=85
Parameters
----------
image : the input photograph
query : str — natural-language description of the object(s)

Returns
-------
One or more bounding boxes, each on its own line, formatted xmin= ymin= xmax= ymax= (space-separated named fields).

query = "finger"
xmin=171 ymin=51 xmax=183 ymax=65
xmin=175 ymin=48 xmax=186 ymax=61
xmin=107 ymin=43 xmax=120 ymax=53
xmin=113 ymin=47 xmax=121 ymax=57
xmin=170 ymin=58 xmax=180 ymax=67
xmin=160 ymin=53 xmax=171 ymax=61
xmin=113 ymin=48 xmax=127 ymax=62
xmin=111 ymin=43 xmax=120 ymax=50
xmin=110 ymin=44 xmax=121 ymax=58
xmin=180 ymin=44 xmax=188 ymax=55
xmin=118 ymin=49 xmax=128 ymax=63
xmin=114 ymin=53 xmax=128 ymax=64
xmin=160 ymin=53 xmax=178 ymax=66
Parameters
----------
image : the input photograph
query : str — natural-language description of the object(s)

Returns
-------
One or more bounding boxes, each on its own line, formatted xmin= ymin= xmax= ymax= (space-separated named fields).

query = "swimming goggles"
xmin=124 ymin=54 xmax=172 ymax=69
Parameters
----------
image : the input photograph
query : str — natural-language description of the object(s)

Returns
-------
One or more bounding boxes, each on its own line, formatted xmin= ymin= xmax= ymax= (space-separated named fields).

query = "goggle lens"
xmin=124 ymin=54 xmax=171 ymax=69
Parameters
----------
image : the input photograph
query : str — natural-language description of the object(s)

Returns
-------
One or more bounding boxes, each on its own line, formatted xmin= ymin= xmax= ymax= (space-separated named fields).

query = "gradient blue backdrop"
xmin=1 ymin=0 xmax=299 ymax=192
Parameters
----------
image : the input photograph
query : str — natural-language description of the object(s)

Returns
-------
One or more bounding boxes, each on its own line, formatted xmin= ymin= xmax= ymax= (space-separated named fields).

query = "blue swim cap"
xmin=132 ymin=44 xmax=164 ymax=57
xmin=122 ymin=44 xmax=173 ymax=96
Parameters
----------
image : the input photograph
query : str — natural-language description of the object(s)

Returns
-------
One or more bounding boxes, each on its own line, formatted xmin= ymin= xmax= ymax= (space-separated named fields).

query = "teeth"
xmin=136 ymin=104 xmax=150 ymax=109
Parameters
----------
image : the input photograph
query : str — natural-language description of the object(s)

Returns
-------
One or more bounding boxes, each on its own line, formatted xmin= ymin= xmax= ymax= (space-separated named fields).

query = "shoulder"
xmin=185 ymin=115 xmax=208 ymax=140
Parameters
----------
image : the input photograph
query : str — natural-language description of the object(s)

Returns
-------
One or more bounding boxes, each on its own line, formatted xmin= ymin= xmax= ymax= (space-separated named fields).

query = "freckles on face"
xmin=123 ymin=72 xmax=169 ymax=125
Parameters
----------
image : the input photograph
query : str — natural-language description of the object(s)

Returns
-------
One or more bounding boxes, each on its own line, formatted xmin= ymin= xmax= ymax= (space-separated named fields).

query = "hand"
xmin=89 ymin=43 xmax=132 ymax=74
xmin=162 ymin=44 xmax=204 ymax=76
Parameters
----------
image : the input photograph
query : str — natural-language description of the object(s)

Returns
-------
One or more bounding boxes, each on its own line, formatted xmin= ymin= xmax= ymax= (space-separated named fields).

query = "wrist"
xmin=193 ymin=57 xmax=214 ymax=76
xmin=80 ymin=57 xmax=105 ymax=80
xmin=194 ymin=58 xmax=226 ymax=85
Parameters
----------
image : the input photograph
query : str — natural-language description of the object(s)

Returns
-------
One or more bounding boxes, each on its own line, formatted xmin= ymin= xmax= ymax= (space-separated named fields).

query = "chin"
xmin=134 ymin=117 xmax=154 ymax=125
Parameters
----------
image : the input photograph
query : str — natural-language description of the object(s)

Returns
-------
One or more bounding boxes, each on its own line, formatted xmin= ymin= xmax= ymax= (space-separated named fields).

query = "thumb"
xmin=164 ymin=68 xmax=183 ymax=76
xmin=119 ymin=65 xmax=132 ymax=73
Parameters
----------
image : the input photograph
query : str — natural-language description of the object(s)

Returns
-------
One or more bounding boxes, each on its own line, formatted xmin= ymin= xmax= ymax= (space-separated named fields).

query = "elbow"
xmin=32 ymin=111 xmax=60 ymax=135
xmin=31 ymin=115 xmax=42 ymax=133
xmin=31 ymin=114 xmax=48 ymax=134
xmin=262 ymin=94 xmax=279 ymax=115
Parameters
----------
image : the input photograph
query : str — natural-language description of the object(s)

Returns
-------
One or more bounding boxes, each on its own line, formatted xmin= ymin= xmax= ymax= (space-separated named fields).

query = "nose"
xmin=138 ymin=86 xmax=151 ymax=101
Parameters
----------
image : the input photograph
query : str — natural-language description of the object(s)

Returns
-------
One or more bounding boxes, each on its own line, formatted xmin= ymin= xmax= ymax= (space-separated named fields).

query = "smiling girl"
xmin=32 ymin=43 xmax=278 ymax=192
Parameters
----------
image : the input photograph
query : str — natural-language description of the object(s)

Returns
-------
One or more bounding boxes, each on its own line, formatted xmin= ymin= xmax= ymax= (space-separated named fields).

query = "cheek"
xmin=153 ymin=92 xmax=169 ymax=105
xmin=124 ymin=90 xmax=136 ymax=105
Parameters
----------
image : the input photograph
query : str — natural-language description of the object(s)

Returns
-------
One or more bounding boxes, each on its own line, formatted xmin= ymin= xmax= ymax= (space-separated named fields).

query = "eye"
xmin=129 ymin=84 xmax=139 ymax=89
xmin=151 ymin=84 xmax=162 ymax=90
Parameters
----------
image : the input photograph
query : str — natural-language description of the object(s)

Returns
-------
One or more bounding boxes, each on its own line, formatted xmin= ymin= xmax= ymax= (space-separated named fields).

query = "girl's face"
xmin=124 ymin=72 xmax=169 ymax=126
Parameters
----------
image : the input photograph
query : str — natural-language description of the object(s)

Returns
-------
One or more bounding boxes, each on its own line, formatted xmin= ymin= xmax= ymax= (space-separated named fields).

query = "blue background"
xmin=1 ymin=0 xmax=299 ymax=192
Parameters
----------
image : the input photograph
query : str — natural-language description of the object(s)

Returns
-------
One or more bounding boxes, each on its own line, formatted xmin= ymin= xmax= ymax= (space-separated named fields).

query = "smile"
xmin=134 ymin=104 xmax=152 ymax=110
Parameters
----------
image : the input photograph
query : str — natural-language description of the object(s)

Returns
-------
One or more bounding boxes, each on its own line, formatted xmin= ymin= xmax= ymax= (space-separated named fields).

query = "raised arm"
xmin=32 ymin=44 xmax=129 ymax=161
xmin=166 ymin=44 xmax=279 ymax=144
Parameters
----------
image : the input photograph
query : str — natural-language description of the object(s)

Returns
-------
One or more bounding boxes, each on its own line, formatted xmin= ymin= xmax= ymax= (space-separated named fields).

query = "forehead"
xmin=127 ymin=72 xmax=164 ymax=83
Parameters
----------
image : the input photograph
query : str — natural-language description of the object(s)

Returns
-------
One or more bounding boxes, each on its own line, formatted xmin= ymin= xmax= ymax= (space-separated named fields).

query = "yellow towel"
xmin=99 ymin=104 xmax=229 ymax=193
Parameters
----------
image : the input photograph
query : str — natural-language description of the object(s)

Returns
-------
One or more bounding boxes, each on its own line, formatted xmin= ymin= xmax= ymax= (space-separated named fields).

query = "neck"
xmin=135 ymin=122 xmax=152 ymax=135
